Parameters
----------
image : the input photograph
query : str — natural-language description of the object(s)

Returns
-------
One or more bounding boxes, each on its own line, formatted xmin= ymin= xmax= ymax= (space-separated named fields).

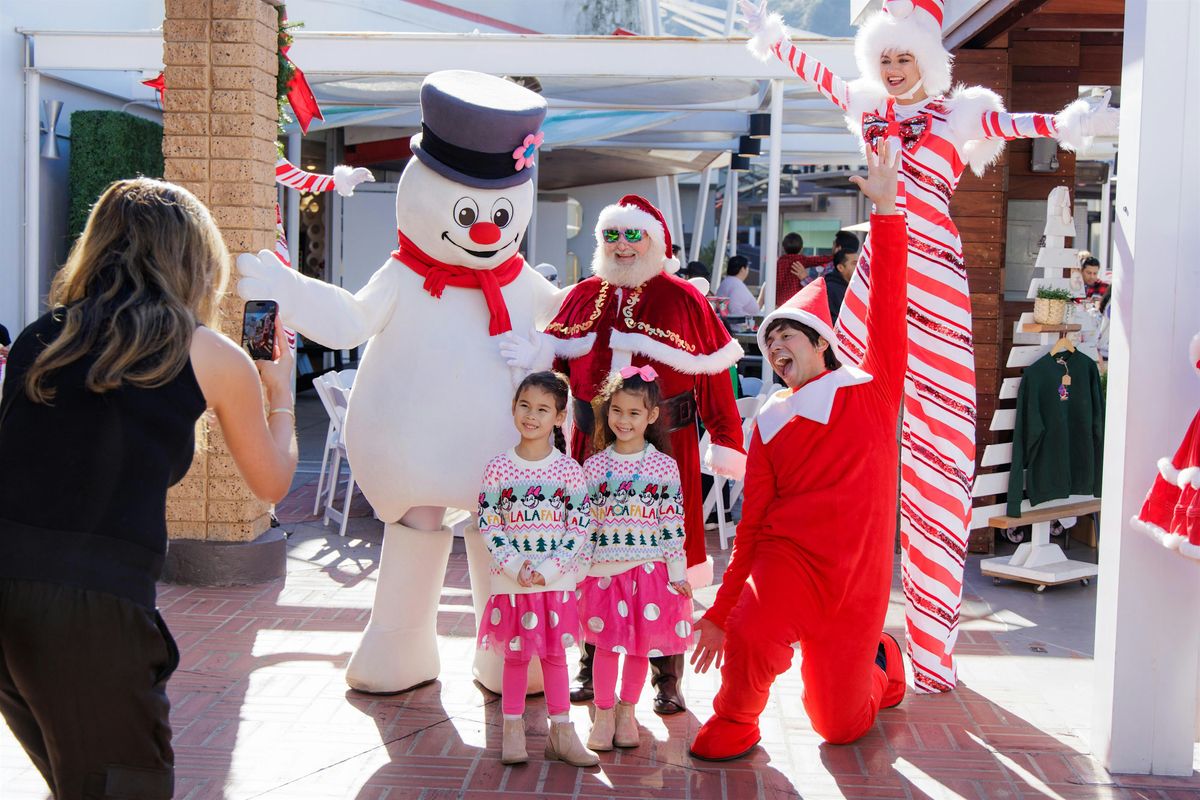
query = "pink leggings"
xmin=502 ymin=652 xmax=569 ymax=717
xmin=592 ymin=648 xmax=649 ymax=710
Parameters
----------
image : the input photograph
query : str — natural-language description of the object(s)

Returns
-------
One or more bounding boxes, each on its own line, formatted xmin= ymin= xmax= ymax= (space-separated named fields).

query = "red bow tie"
xmin=861 ymin=103 xmax=931 ymax=154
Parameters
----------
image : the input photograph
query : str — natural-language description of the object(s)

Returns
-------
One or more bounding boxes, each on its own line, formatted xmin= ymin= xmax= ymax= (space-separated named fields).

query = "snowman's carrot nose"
xmin=469 ymin=222 xmax=501 ymax=245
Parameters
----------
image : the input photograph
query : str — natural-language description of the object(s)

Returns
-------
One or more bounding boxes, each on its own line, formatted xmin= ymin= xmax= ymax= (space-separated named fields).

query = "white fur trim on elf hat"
xmin=855 ymin=9 xmax=953 ymax=99
xmin=757 ymin=307 xmax=837 ymax=356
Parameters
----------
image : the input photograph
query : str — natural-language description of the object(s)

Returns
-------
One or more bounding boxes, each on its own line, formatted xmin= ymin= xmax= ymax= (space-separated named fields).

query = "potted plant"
xmin=1034 ymin=286 xmax=1072 ymax=325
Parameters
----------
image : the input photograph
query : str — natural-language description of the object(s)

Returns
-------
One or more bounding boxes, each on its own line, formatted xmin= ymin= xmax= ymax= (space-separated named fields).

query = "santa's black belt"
xmin=573 ymin=390 xmax=697 ymax=436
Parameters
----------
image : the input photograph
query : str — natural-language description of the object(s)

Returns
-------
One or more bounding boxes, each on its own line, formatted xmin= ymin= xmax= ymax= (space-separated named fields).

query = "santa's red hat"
xmin=595 ymin=194 xmax=681 ymax=274
xmin=856 ymin=0 xmax=953 ymax=98
xmin=757 ymin=276 xmax=836 ymax=354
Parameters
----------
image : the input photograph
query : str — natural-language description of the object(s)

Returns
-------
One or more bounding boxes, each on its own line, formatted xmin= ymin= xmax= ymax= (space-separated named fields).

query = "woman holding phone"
xmin=0 ymin=178 xmax=297 ymax=799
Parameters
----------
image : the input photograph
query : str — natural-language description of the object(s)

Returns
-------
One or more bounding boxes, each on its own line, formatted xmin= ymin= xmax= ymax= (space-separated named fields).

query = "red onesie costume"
xmin=542 ymin=195 xmax=747 ymax=577
xmin=690 ymin=212 xmax=908 ymax=760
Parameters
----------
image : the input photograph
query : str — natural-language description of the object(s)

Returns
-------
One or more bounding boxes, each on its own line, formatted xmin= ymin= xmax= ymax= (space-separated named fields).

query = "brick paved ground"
xmin=3 ymin=478 xmax=1198 ymax=799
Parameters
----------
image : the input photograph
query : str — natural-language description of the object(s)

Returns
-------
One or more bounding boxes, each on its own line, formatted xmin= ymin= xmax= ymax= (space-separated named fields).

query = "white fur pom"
xmin=1178 ymin=466 xmax=1200 ymax=491
xmin=1053 ymin=98 xmax=1092 ymax=152
xmin=746 ymin=11 xmax=788 ymax=62
xmin=1190 ymin=332 xmax=1200 ymax=376
xmin=664 ymin=255 xmax=682 ymax=275
xmin=1157 ymin=457 xmax=1181 ymax=485
xmin=886 ymin=0 xmax=915 ymax=18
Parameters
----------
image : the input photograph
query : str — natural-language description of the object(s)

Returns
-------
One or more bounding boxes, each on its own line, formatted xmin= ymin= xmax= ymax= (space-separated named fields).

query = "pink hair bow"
xmin=618 ymin=365 xmax=659 ymax=382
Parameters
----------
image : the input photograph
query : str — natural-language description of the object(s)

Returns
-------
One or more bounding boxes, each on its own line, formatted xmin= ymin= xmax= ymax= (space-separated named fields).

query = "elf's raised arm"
xmin=740 ymin=0 xmax=851 ymax=112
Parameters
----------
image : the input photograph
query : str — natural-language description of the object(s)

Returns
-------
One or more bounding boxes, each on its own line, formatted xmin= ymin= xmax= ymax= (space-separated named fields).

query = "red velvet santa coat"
xmin=704 ymin=213 xmax=907 ymax=744
xmin=544 ymin=272 xmax=746 ymax=570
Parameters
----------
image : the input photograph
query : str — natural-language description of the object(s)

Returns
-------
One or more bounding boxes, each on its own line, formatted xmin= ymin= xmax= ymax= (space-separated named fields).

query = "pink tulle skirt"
xmin=578 ymin=562 xmax=694 ymax=657
xmin=477 ymin=590 xmax=581 ymax=659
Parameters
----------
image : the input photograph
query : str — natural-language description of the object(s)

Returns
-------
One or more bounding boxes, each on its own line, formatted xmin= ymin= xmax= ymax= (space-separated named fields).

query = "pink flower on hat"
xmin=512 ymin=131 xmax=544 ymax=172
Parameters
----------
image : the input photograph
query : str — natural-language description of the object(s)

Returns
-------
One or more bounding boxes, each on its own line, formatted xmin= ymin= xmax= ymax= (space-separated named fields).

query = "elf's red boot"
xmin=689 ymin=715 xmax=761 ymax=761
xmin=878 ymin=632 xmax=907 ymax=709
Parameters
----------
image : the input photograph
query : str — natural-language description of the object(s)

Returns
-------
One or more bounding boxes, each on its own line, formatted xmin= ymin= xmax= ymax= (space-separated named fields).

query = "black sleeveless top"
xmin=0 ymin=310 xmax=207 ymax=608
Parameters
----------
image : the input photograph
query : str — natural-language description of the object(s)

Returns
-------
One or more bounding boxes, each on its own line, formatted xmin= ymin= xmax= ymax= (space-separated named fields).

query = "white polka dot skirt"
xmin=578 ymin=562 xmax=693 ymax=657
xmin=477 ymin=590 xmax=581 ymax=659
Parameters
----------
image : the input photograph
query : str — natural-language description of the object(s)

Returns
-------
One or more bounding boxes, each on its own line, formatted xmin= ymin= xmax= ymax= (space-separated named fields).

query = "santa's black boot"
xmin=570 ymin=641 xmax=595 ymax=704
xmin=650 ymin=653 xmax=687 ymax=715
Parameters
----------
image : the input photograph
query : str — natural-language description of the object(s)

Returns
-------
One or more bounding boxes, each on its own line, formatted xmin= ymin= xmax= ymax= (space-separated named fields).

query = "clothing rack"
xmin=970 ymin=188 xmax=1100 ymax=591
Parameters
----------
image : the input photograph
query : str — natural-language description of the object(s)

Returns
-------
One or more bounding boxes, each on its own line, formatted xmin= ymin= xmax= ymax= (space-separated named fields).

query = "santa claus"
xmin=504 ymin=194 xmax=746 ymax=714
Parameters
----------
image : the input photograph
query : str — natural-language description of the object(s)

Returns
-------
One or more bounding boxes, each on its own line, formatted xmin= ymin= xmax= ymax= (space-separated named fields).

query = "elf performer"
xmin=739 ymin=0 xmax=1119 ymax=691
xmin=690 ymin=141 xmax=907 ymax=760
xmin=503 ymin=194 xmax=746 ymax=715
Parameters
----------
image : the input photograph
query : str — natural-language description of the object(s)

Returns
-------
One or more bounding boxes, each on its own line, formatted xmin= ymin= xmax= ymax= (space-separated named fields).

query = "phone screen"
xmin=242 ymin=301 xmax=278 ymax=361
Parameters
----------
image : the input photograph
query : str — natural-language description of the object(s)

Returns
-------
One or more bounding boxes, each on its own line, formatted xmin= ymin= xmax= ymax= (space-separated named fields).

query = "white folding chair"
xmin=701 ymin=395 xmax=765 ymax=549
xmin=311 ymin=374 xmax=340 ymax=516
xmin=312 ymin=373 xmax=357 ymax=537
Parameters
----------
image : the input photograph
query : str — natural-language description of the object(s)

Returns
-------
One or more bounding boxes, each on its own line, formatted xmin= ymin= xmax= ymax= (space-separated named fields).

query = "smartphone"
xmin=241 ymin=300 xmax=279 ymax=361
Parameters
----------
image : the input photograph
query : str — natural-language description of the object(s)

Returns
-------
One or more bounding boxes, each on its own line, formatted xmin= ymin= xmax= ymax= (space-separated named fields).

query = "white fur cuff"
xmin=687 ymin=557 xmax=714 ymax=589
xmin=548 ymin=331 xmax=596 ymax=360
xmin=746 ymin=11 xmax=787 ymax=62
xmin=705 ymin=443 xmax=747 ymax=480
xmin=1053 ymin=98 xmax=1092 ymax=152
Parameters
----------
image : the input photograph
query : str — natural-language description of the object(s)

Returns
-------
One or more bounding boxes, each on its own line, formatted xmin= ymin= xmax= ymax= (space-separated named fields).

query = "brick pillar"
xmin=161 ymin=0 xmax=285 ymax=584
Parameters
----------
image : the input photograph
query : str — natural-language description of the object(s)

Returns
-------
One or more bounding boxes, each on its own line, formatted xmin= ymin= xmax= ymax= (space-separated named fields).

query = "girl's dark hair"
xmin=513 ymin=371 xmax=570 ymax=452
xmin=763 ymin=318 xmax=841 ymax=371
xmin=592 ymin=370 xmax=673 ymax=455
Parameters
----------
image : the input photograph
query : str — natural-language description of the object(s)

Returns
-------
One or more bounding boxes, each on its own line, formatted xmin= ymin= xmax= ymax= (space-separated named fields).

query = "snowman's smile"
xmin=441 ymin=231 xmax=518 ymax=259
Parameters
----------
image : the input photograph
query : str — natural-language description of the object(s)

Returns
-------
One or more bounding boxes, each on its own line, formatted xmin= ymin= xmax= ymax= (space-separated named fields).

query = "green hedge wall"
xmin=68 ymin=111 xmax=164 ymax=239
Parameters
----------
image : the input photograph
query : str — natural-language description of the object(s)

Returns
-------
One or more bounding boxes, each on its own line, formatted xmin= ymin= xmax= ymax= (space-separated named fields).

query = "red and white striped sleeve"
xmin=769 ymin=37 xmax=850 ymax=112
xmin=974 ymin=111 xmax=1059 ymax=141
xmin=275 ymin=157 xmax=336 ymax=193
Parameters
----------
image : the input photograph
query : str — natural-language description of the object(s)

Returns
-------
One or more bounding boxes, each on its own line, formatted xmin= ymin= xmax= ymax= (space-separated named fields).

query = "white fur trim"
xmin=947 ymin=84 xmax=1007 ymax=177
xmin=664 ymin=255 xmax=682 ymax=275
xmin=1053 ymin=98 xmax=1092 ymax=152
xmin=1158 ymin=457 xmax=1200 ymax=490
xmin=1190 ymin=332 xmax=1200 ymax=376
xmin=596 ymin=205 xmax=667 ymax=251
xmin=688 ymin=276 xmax=710 ymax=295
xmin=333 ymin=164 xmax=358 ymax=197
xmin=746 ymin=11 xmax=788 ymax=62
xmin=608 ymin=330 xmax=744 ymax=376
xmin=1179 ymin=540 xmax=1200 ymax=562
xmin=757 ymin=308 xmax=836 ymax=355
xmin=1130 ymin=515 xmax=1187 ymax=550
xmin=547 ymin=331 xmax=597 ymax=359
xmin=887 ymin=0 xmax=915 ymax=17
xmin=687 ymin=557 xmax=714 ymax=589
xmin=854 ymin=10 xmax=953 ymax=99
xmin=704 ymin=443 xmax=747 ymax=480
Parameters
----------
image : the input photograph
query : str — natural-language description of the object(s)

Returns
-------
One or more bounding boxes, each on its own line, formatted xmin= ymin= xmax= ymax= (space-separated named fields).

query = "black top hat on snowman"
xmin=410 ymin=70 xmax=548 ymax=190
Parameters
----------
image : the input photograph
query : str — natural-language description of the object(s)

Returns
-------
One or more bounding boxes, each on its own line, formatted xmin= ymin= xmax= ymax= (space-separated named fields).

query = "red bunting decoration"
xmin=142 ymin=72 xmax=166 ymax=105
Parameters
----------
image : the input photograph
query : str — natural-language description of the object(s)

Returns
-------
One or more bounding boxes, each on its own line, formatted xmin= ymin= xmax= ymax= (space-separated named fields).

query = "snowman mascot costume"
xmin=237 ymin=71 xmax=562 ymax=694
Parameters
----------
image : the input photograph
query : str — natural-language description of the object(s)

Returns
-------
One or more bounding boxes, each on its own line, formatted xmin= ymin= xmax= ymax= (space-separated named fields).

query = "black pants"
xmin=0 ymin=579 xmax=177 ymax=799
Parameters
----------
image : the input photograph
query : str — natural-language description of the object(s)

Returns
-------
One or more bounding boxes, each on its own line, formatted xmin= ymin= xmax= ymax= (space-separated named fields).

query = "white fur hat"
xmin=855 ymin=0 xmax=953 ymax=99
xmin=595 ymin=194 xmax=682 ymax=274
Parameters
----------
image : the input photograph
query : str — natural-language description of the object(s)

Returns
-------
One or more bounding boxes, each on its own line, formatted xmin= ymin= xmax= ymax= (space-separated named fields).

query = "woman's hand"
xmin=256 ymin=315 xmax=295 ymax=408
xmin=849 ymin=140 xmax=900 ymax=215
xmin=690 ymin=617 xmax=726 ymax=674
xmin=670 ymin=579 xmax=693 ymax=599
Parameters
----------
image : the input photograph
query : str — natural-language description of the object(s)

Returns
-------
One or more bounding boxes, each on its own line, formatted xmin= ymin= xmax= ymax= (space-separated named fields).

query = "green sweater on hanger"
xmin=1006 ymin=348 xmax=1104 ymax=517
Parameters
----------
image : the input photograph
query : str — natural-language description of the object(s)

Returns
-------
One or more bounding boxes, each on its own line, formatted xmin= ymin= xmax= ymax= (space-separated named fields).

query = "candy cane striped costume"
xmin=745 ymin=0 xmax=1108 ymax=692
xmin=272 ymin=158 xmax=373 ymax=346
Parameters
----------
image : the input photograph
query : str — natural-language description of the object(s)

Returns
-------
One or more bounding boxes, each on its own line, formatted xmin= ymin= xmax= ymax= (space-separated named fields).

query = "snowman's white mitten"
xmin=499 ymin=328 xmax=555 ymax=373
xmin=334 ymin=165 xmax=375 ymax=197
xmin=236 ymin=249 xmax=302 ymax=318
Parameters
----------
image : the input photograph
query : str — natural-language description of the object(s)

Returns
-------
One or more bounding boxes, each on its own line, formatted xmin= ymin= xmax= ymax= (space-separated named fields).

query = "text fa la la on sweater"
xmin=1006 ymin=348 xmax=1104 ymax=516
xmin=704 ymin=213 xmax=909 ymax=631
xmin=582 ymin=445 xmax=688 ymax=583
xmin=476 ymin=448 xmax=592 ymax=595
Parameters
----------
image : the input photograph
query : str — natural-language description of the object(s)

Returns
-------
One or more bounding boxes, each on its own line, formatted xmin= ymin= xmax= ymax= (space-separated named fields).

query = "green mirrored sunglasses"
xmin=602 ymin=228 xmax=645 ymax=244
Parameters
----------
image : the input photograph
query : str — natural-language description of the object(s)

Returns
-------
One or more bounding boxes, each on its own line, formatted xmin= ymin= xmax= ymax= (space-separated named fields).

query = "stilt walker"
xmin=739 ymin=0 xmax=1118 ymax=691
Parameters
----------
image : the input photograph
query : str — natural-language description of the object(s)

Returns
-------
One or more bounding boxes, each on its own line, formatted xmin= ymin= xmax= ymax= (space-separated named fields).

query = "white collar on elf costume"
xmin=756 ymin=365 xmax=873 ymax=442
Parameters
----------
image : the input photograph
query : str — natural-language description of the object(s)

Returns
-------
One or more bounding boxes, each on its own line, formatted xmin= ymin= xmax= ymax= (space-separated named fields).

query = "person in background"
xmin=773 ymin=231 xmax=860 ymax=306
xmin=823 ymin=248 xmax=860 ymax=321
xmin=717 ymin=255 xmax=762 ymax=317
xmin=534 ymin=262 xmax=560 ymax=288
xmin=1081 ymin=256 xmax=1109 ymax=303
xmin=0 ymin=324 xmax=10 ymax=383
xmin=0 ymin=178 xmax=298 ymax=799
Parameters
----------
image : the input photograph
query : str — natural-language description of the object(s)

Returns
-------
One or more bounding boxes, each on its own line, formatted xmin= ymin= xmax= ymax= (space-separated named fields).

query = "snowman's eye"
xmin=492 ymin=198 xmax=514 ymax=228
xmin=453 ymin=198 xmax=479 ymax=227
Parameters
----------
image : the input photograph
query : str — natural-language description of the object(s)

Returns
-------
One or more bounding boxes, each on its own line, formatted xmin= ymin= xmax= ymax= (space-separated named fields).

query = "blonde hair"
xmin=25 ymin=178 xmax=229 ymax=404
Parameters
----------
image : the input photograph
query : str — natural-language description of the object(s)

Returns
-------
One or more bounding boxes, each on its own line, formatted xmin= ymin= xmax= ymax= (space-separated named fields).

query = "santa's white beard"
xmin=591 ymin=247 xmax=664 ymax=288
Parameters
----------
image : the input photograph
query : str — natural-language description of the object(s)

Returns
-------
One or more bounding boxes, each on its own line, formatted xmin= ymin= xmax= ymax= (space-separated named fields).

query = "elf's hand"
xmin=850 ymin=140 xmax=900 ymax=215
xmin=737 ymin=0 xmax=770 ymax=35
xmin=691 ymin=617 xmax=725 ymax=674
xmin=333 ymin=165 xmax=375 ymax=198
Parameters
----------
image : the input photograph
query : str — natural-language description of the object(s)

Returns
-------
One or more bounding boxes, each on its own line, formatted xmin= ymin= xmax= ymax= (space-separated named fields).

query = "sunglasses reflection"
xmin=602 ymin=228 xmax=645 ymax=244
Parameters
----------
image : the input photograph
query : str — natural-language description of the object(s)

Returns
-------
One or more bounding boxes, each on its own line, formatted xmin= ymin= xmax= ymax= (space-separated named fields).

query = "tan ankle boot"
xmin=586 ymin=706 xmax=616 ymax=751
xmin=545 ymin=720 xmax=600 ymax=767
xmin=501 ymin=718 xmax=528 ymax=765
xmin=613 ymin=701 xmax=639 ymax=748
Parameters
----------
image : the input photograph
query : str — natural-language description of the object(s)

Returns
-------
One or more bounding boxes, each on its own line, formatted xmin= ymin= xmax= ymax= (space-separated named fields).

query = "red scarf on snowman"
xmin=392 ymin=231 xmax=525 ymax=336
